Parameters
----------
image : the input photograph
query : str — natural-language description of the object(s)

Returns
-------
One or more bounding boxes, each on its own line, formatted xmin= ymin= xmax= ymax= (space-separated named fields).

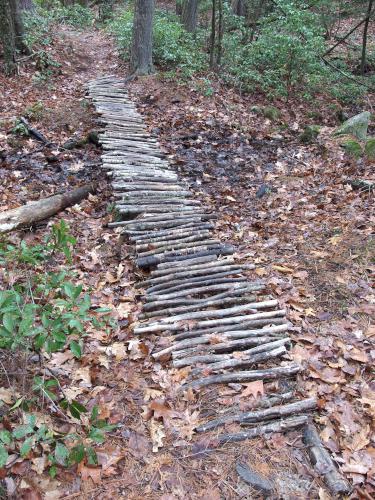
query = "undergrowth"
xmin=0 ymin=221 xmax=116 ymax=476
xmin=107 ymin=0 xmax=369 ymax=104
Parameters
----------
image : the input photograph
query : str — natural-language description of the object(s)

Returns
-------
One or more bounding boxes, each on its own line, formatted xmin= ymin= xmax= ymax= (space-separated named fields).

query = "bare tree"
xmin=360 ymin=0 xmax=374 ymax=74
xmin=181 ymin=0 xmax=199 ymax=32
xmin=0 ymin=0 xmax=16 ymax=74
xmin=130 ymin=0 xmax=154 ymax=75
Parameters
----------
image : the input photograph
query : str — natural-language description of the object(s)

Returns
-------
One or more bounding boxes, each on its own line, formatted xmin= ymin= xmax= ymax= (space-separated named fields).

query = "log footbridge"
xmin=87 ymin=76 xmax=348 ymax=494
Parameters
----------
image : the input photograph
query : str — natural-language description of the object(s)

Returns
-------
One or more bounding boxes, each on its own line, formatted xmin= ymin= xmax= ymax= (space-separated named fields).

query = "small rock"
xmin=334 ymin=111 xmax=371 ymax=141
xmin=236 ymin=463 xmax=274 ymax=496
xmin=256 ymin=184 xmax=271 ymax=198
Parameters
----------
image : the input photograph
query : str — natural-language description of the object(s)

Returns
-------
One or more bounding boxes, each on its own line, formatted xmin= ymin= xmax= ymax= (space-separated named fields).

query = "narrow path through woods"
xmin=1 ymin=23 xmax=373 ymax=500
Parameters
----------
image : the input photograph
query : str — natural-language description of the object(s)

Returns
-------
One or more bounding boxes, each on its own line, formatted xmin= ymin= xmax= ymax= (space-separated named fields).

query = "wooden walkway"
xmin=87 ymin=75 xmax=316 ymax=443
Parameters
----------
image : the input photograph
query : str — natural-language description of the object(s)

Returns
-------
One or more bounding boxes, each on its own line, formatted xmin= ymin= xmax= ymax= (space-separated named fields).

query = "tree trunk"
xmin=231 ymin=0 xmax=246 ymax=16
xmin=9 ymin=0 xmax=28 ymax=53
xmin=176 ymin=0 xmax=182 ymax=15
xmin=360 ymin=0 xmax=373 ymax=75
xmin=181 ymin=0 xmax=198 ymax=32
xmin=0 ymin=184 xmax=96 ymax=233
xmin=209 ymin=0 xmax=216 ymax=69
xmin=130 ymin=0 xmax=154 ymax=75
xmin=217 ymin=0 xmax=223 ymax=66
xmin=0 ymin=0 xmax=16 ymax=74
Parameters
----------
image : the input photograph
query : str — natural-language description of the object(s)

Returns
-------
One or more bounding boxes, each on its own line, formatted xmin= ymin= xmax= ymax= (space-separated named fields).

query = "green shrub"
xmin=0 ymin=221 xmax=116 ymax=475
xmin=222 ymin=1 xmax=328 ymax=98
xmin=107 ymin=9 xmax=207 ymax=77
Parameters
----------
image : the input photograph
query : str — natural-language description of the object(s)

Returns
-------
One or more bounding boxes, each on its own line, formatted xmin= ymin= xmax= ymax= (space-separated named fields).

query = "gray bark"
xmin=181 ymin=0 xmax=198 ymax=32
xmin=0 ymin=0 xmax=16 ymax=74
xmin=130 ymin=0 xmax=154 ymax=75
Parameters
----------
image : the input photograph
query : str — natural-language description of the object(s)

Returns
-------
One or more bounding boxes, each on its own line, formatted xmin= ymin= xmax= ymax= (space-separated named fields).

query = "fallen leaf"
xmin=149 ymin=418 xmax=165 ymax=452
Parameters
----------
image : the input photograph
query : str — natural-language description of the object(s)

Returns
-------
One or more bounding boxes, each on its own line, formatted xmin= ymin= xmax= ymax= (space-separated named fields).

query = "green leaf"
xmin=20 ymin=437 xmax=33 ymax=457
xmin=9 ymin=397 xmax=24 ymax=411
xmin=86 ymin=447 xmax=98 ymax=465
xmin=13 ymin=425 xmax=33 ymax=439
xmin=3 ymin=313 xmax=15 ymax=333
xmin=52 ymin=331 xmax=67 ymax=343
xmin=55 ymin=442 xmax=69 ymax=466
xmin=0 ymin=443 xmax=8 ymax=467
xmin=89 ymin=427 xmax=105 ymax=444
xmin=69 ymin=341 xmax=82 ymax=358
xmin=69 ymin=400 xmax=87 ymax=420
xmin=69 ymin=443 xmax=85 ymax=464
xmin=0 ymin=430 xmax=12 ymax=445
xmin=49 ymin=465 xmax=57 ymax=478
xmin=90 ymin=405 xmax=99 ymax=422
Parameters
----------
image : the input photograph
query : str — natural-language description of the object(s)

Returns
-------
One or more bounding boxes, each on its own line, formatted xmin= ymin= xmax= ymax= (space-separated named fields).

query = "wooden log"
xmin=143 ymin=263 xmax=252 ymax=285
xmin=124 ymin=222 xmax=212 ymax=235
xmin=139 ymin=295 xmax=258 ymax=319
xmin=118 ymin=206 xmax=202 ymax=215
xmin=145 ymin=268 xmax=244 ymax=289
xmin=123 ymin=212 xmax=215 ymax=225
xmin=179 ymin=337 xmax=290 ymax=369
xmin=136 ymin=232 xmax=212 ymax=251
xmin=172 ymin=334 xmax=287 ymax=360
xmin=144 ymin=283 xmax=268 ymax=304
xmin=142 ymin=300 xmax=278 ymax=330
xmin=156 ymin=254 xmax=215 ymax=269
xmin=113 ymin=183 xmax=186 ymax=192
xmin=128 ymin=224 xmax=212 ymax=242
xmin=196 ymin=391 xmax=296 ymax=433
xmin=152 ymin=258 xmax=238 ymax=275
xmin=240 ymin=398 xmax=317 ymax=424
xmin=302 ymin=424 xmax=350 ymax=495
xmin=138 ymin=238 xmax=221 ymax=257
xmin=146 ymin=275 xmax=247 ymax=296
xmin=0 ymin=184 xmax=96 ymax=233
xmin=153 ymin=327 xmax=288 ymax=359
xmin=182 ymin=363 xmax=301 ymax=390
xmin=173 ymin=318 xmax=287 ymax=341
xmin=190 ymin=345 xmax=287 ymax=374
xmin=217 ymin=415 xmax=309 ymax=444
xmin=137 ymin=244 xmax=234 ymax=268
xmin=236 ymin=463 xmax=274 ymax=495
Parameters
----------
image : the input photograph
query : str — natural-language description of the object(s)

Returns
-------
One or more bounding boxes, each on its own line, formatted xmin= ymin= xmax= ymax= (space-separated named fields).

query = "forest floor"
xmin=0 ymin=22 xmax=374 ymax=500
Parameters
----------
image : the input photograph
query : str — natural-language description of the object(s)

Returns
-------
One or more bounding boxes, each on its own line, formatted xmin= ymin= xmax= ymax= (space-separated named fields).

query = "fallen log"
xmin=182 ymin=363 xmax=301 ymax=390
xmin=217 ymin=415 xmax=308 ymax=444
xmin=303 ymin=424 xmax=350 ymax=495
xmin=20 ymin=117 xmax=49 ymax=144
xmin=174 ymin=338 xmax=288 ymax=368
xmin=196 ymin=392 xmax=295 ymax=432
xmin=0 ymin=184 xmax=96 ymax=233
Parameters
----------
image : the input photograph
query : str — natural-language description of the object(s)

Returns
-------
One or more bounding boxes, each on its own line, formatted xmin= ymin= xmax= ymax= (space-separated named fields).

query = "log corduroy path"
xmin=87 ymin=75 xmax=315 ymax=442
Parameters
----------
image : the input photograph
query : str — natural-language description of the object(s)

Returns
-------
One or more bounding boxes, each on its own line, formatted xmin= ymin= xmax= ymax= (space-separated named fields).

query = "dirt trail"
xmin=0 ymin=25 xmax=373 ymax=500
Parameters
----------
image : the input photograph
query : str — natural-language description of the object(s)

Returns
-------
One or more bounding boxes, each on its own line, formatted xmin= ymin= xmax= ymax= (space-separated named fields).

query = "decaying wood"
xmin=173 ymin=317 xmax=286 ymax=341
xmin=196 ymin=391 xmax=295 ymax=432
xmin=182 ymin=363 xmax=301 ymax=389
xmin=217 ymin=415 xmax=308 ymax=444
xmin=174 ymin=337 xmax=289 ymax=368
xmin=188 ymin=338 xmax=290 ymax=372
xmin=190 ymin=345 xmax=287 ymax=374
xmin=0 ymin=184 xmax=95 ymax=233
xmin=303 ymin=424 xmax=350 ymax=495
xmin=139 ymin=294 xmax=258 ymax=319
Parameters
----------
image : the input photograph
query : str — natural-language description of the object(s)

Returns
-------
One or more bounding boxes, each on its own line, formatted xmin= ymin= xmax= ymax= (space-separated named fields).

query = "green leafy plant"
xmin=0 ymin=221 xmax=116 ymax=475
xmin=11 ymin=120 xmax=29 ymax=137
xmin=107 ymin=8 xmax=207 ymax=78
